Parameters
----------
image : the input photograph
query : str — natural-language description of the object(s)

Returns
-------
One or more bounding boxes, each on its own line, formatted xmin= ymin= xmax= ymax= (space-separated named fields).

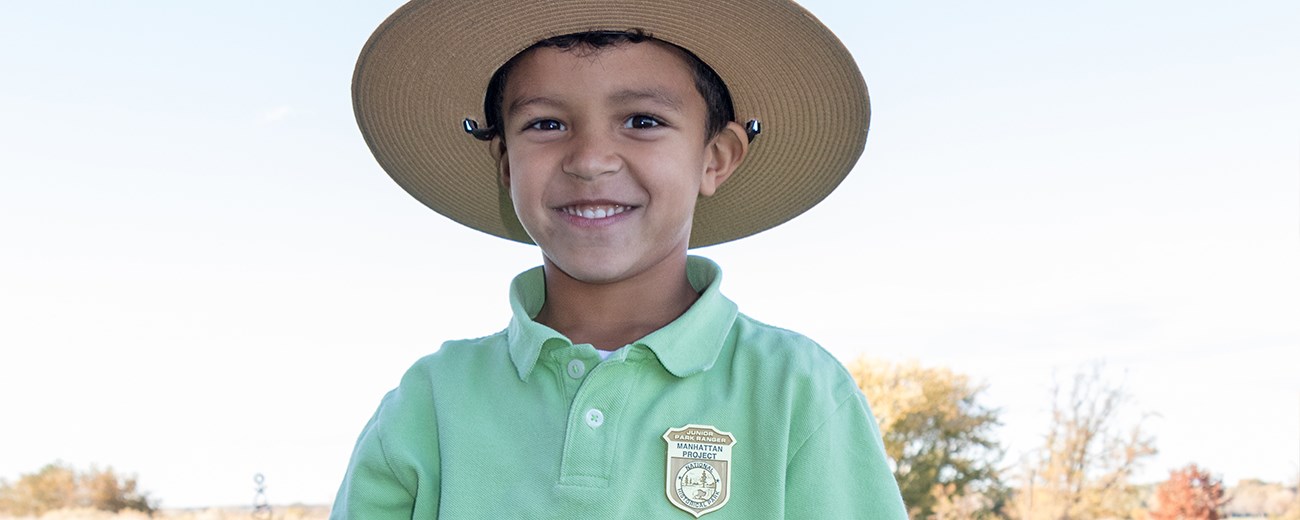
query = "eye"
xmin=526 ymin=119 xmax=566 ymax=131
xmin=624 ymin=115 xmax=663 ymax=129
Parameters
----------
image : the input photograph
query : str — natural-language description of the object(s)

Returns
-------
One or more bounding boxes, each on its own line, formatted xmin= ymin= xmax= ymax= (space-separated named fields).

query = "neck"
xmin=535 ymin=256 xmax=699 ymax=351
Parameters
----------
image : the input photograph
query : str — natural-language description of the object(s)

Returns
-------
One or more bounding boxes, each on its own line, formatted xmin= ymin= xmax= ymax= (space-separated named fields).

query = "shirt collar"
xmin=507 ymin=256 xmax=739 ymax=381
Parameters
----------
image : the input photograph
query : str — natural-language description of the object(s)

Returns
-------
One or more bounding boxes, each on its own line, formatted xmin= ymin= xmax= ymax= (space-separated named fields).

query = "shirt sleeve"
xmin=331 ymin=381 xmax=442 ymax=519
xmin=784 ymin=389 xmax=908 ymax=518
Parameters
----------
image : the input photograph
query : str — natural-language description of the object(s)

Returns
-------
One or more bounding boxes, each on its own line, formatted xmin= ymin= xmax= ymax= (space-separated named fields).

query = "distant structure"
xmin=253 ymin=473 xmax=273 ymax=520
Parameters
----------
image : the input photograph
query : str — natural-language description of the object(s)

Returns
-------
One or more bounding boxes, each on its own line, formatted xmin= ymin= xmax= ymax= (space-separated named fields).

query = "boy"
xmin=335 ymin=0 xmax=906 ymax=517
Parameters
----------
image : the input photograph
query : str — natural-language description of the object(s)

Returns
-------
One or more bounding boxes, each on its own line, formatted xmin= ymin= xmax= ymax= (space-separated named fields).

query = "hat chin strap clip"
xmin=462 ymin=118 xmax=497 ymax=141
xmin=744 ymin=119 xmax=762 ymax=143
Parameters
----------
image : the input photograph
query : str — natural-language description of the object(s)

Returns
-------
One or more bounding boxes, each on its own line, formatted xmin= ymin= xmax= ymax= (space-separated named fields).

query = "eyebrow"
xmin=506 ymin=88 xmax=685 ymax=117
xmin=507 ymin=95 xmax=564 ymax=116
xmin=609 ymin=88 xmax=684 ymax=112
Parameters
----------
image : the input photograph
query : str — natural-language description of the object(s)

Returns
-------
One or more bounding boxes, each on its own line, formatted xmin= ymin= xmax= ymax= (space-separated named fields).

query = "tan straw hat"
xmin=353 ymin=0 xmax=869 ymax=247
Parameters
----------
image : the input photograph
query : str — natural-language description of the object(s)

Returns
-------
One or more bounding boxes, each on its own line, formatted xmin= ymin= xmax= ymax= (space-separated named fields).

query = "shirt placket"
xmin=552 ymin=348 xmax=639 ymax=491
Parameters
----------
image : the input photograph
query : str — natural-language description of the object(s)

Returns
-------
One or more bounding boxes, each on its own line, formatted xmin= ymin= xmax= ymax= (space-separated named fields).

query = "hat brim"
xmin=353 ymin=0 xmax=869 ymax=248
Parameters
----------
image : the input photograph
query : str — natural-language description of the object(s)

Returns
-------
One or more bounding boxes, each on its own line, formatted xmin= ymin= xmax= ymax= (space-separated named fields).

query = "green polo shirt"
xmin=332 ymin=257 xmax=906 ymax=518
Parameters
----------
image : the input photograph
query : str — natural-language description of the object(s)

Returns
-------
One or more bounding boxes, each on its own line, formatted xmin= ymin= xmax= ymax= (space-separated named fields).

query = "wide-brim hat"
xmin=353 ymin=0 xmax=869 ymax=248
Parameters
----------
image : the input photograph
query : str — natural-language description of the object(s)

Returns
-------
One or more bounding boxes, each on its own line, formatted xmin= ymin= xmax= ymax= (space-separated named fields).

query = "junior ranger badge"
xmin=663 ymin=424 xmax=735 ymax=517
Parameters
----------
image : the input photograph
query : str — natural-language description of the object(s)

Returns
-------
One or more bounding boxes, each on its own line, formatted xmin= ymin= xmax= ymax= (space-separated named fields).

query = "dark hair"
xmin=483 ymin=30 xmax=736 ymax=144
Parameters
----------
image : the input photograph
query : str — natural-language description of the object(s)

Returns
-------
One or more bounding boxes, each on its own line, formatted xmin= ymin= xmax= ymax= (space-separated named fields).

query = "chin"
xmin=548 ymin=255 xmax=638 ymax=285
xmin=539 ymin=237 xmax=689 ymax=287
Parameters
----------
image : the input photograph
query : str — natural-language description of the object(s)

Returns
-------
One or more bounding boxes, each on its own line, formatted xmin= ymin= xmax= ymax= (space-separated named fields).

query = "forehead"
xmin=501 ymin=41 xmax=701 ymax=111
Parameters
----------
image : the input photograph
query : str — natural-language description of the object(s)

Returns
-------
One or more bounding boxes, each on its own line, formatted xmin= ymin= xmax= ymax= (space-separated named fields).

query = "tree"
xmin=1012 ymin=365 xmax=1156 ymax=520
xmin=1277 ymin=480 xmax=1300 ymax=520
xmin=1282 ymin=494 xmax=1300 ymax=520
xmin=0 ymin=461 xmax=156 ymax=516
xmin=1148 ymin=464 xmax=1225 ymax=520
xmin=849 ymin=358 xmax=1007 ymax=519
xmin=1225 ymin=478 xmax=1297 ymax=518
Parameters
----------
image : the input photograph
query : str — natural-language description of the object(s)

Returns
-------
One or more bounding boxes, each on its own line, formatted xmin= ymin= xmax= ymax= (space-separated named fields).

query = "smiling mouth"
xmin=558 ymin=204 xmax=633 ymax=220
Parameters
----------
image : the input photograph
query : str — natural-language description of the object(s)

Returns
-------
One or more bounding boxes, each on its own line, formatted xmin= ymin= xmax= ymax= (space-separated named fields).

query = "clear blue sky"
xmin=2 ymin=0 xmax=1297 ymax=508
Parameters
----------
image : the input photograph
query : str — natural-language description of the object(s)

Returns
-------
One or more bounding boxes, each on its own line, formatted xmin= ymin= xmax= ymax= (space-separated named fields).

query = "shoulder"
xmin=358 ymin=331 xmax=513 ymax=474
xmin=724 ymin=313 xmax=878 ymax=456
xmin=373 ymin=331 xmax=512 ymax=431
xmin=728 ymin=313 xmax=862 ymax=408
xmin=394 ymin=330 xmax=510 ymax=384
xmin=730 ymin=313 xmax=857 ymax=389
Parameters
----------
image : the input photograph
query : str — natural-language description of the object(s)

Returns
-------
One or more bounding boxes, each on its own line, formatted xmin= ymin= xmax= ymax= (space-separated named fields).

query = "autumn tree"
xmin=1012 ymin=365 xmax=1156 ymax=520
xmin=1148 ymin=464 xmax=1225 ymax=520
xmin=0 ymin=462 xmax=156 ymax=516
xmin=849 ymin=358 xmax=1007 ymax=519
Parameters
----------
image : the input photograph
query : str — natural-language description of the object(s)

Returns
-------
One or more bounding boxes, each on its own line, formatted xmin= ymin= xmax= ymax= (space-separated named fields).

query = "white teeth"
xmin=563 ymin=205 xmax=628 ymax=219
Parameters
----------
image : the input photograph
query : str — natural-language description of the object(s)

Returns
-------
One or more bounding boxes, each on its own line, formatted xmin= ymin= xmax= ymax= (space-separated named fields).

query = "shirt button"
xmin=566 ymin=359 xmax=586 ymax=379
xmin=585 ymin=408 xmax=605 ymax=428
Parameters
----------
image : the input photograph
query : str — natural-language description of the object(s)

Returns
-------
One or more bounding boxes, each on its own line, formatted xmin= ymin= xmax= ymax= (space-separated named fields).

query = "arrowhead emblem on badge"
xmin=663 ymin=424 xmax=735 ymax=517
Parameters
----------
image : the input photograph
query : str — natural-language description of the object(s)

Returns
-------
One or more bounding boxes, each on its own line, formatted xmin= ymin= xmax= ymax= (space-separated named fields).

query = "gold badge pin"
xmin=663 ymin=424 xmax=735 ymax=517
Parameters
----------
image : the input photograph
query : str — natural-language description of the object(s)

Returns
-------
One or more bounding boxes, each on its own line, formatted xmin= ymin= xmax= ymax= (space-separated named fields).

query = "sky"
xmin=1 ymin=0 xmax=1297 ymax=509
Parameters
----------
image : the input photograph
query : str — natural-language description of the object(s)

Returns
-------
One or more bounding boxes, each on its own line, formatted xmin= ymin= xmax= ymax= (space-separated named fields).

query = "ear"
xmin=699 ymin=121 xmax=749 ymax=197
xmin=495 ymin=139 xmax=512 ymax=191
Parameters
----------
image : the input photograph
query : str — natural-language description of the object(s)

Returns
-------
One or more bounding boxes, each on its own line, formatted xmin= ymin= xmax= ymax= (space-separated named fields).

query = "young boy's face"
xmin=498 ymin=41 xmax=745 ymax=285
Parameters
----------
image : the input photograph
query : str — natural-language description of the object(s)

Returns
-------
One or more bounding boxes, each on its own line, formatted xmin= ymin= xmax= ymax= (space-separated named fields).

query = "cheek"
xmin=650 ymin=157 xmax=709 ymax=199
xmin=503 ymin=152 xmax=539 ymax=196
xmin=506 ymin=143 xmax=562 ymax=173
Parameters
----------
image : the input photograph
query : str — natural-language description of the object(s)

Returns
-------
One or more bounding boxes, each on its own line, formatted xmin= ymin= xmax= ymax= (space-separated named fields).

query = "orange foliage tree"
xmin=1149 ymin=464 xmax=1226 ymax=520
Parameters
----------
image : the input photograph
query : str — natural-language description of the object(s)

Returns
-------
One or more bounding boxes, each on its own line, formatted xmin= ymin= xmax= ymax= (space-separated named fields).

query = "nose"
xmin=561 ymin=129 xmax=621 ymax=181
